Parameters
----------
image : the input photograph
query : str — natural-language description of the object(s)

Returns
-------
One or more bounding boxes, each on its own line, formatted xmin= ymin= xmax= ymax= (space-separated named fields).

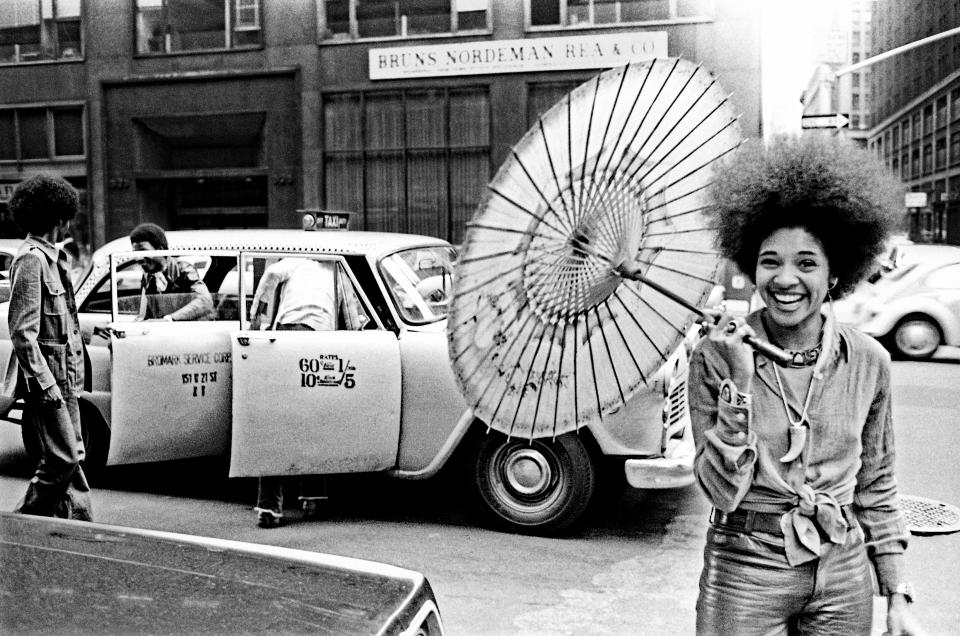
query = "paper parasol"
xmin=449 ymin=57 xmax=781 ymax=440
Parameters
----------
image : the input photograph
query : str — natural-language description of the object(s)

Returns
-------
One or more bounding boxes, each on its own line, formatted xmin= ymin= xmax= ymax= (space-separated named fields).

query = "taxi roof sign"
xmin=301 ymin=209 xmax=351 ymax=231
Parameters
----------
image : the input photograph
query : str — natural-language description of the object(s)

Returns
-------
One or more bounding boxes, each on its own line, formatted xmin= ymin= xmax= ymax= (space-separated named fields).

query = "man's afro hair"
xmin=707 ymin=135 xmax=904 ymax=297
xmin=9 ymin=174 xmax=79 ymax=236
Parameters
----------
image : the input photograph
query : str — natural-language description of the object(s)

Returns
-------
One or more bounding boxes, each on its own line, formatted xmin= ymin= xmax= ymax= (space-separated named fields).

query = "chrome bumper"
xmin=623 ymin=432 xmax=695 ymax=489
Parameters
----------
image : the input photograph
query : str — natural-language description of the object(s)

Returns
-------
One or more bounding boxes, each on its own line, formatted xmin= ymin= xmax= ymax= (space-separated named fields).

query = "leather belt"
xmin=710 ymin=506 xmax=856 ymax=536
xmin=711 ymin=508 xmax=785 ymax=535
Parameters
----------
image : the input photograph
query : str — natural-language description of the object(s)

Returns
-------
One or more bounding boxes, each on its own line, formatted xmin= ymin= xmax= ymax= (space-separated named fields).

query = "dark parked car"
xmin=0 ymin=512 xmax=443 ymax=635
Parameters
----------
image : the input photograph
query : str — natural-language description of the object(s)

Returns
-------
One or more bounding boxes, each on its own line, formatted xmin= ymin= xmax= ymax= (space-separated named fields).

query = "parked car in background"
xmin=1 ymin=512 xmax=444 ymax=635
xmin=834 ymin=244 xmax=960 ymax=359
xmin=0 ymin=218 xmax=694 ymax=535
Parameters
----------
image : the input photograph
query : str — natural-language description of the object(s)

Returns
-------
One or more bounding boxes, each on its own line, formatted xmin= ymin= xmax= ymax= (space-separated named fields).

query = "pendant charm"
xmin=779 ymin=423 xmax=808 ymax=463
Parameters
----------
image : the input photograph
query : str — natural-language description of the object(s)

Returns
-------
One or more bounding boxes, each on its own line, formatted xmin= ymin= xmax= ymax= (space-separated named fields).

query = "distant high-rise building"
xmin=868 ymin=0 xmax=960 ymax=243
xmin=800 ymin=0 xmax=872 ymax=144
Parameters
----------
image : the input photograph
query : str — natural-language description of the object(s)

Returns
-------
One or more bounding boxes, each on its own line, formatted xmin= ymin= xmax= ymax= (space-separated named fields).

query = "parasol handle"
xmin=616 ymin=262 xmax=793 ymax=367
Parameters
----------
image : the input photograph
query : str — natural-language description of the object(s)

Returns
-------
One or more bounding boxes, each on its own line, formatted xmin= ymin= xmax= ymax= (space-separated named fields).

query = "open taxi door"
xmin=106 ymin=251 xmax=238 ymax=465
xmin=229 ymin=254 xmax=401 ymax=478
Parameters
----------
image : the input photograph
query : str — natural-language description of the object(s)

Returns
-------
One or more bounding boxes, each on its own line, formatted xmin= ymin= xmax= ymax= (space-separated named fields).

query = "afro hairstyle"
xmin=9 ymin=174 xmax=79 ymax=236
xmin=707 ymin=135 xmax=904 ymax=297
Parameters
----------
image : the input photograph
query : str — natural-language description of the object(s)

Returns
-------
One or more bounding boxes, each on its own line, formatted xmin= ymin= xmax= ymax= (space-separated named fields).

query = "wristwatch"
xmin=891 ymin=582 xmax=915 ymax=604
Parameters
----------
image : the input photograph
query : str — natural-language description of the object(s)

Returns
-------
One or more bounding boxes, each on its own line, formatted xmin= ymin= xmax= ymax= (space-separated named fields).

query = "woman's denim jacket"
xmin=6 ymin=236 xmax=85 ymax=397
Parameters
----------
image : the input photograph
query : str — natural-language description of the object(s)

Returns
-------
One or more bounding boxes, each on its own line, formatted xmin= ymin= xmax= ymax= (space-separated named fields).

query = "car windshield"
xmin=379 ymin=246 xmax=456 ymax=324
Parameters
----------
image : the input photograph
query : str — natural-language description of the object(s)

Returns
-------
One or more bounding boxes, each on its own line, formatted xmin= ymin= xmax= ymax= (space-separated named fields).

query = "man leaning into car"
xmin=6 ymin=174 xmax=93 ymax=520
xmin=247 ymin=257 xmax=344 ymax=528
xmin=129 ymin=222 xmax=214 ymax=321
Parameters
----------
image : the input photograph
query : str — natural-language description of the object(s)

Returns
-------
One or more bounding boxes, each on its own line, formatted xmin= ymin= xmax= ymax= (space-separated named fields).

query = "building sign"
xmin=904 ymin=192 xmax=927 ymax=208
xmin=0 ymin=183 xmax=16 ymax=203
xmin=369 ymin=31 xmax=668 ymax=80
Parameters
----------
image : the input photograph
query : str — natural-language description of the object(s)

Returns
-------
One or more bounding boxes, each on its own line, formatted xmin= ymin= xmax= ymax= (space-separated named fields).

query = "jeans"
xmin=696 ymin=523 xmax=873 ymax=635
xmin=15 ymin=393 xmax=93 ymax=521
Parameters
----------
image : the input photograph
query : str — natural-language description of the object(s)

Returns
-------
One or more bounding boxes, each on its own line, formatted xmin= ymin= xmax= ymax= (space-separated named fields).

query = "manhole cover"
xmin=900 ymin=495 xmax=960 ymax=535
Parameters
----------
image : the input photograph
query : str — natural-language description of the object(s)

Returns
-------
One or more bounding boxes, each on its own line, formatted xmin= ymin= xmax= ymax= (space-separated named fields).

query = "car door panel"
xmin=395 ymin=328 xmax=468 ymax=472
xmin=109 ymin=322 xmax=234 ymax=464
xmin=229 ymin=330 xmax=401 ymax=477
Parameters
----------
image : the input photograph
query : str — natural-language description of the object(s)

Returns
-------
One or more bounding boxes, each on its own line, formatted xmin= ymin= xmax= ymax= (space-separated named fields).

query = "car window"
xmin=80 ymin=259 xmax=147 ymax=315
xmin=924 ymin=263 xmax=960 ymax=289
xmin=379 ymin=246 xmax=456 ymax=324
xmin=81 ymin=253 xmax=232 ymax=322
xmin=244 ymin=255 xmax=373 ymax=331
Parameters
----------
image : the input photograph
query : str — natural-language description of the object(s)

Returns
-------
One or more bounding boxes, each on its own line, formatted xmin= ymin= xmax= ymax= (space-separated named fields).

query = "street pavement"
xmin=0 ymin=351 xmax=958 ymax=635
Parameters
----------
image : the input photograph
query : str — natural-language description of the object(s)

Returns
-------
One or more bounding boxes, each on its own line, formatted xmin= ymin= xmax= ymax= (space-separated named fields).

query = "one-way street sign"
xmin=801 ymin=113 xmax=850 ymax=129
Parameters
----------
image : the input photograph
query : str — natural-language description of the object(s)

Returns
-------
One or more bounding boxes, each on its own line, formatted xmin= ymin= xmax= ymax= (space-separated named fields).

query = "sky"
xmin=761 ymin=0 xmax=847 ymax=139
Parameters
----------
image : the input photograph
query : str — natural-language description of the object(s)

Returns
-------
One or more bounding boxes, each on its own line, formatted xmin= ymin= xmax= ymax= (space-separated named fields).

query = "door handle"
xmin=236 ymin=336 xmax=276 ymax=346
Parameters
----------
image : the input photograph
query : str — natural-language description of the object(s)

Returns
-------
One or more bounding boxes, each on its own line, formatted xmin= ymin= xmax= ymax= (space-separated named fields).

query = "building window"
xmin=528 ymin=0 xmax=713 ymax=28
xmin=0 ymin=104 xmax=85 ymax=161
xmin=912 ymin=113 xmax=920 ymax=140
xmin=527 ymin=81 xmax=582 ymax=125
xmin=923 ymin=104 xmax=933 ymax=135
xmin=951 ymin=131 xmax=960 ymax=165
xmin=952 ymin=88 xmax=960 ymax=121
xmin=321 ymin=0 xmax=489 ymax=40
xmin=891 ymin=124 xmax=899 ymax=149
xmin=911 ymin=148 xmax=919 ymax=177
xmin=901 ymin=152 xmax=909 ymax=179
xmin=323 ymin=88 xmax=490 ymax=243
xmin=936 ymin=137 xmax=947 ymax=169
xmin=136 ymin=0 xmax=262 ymax=54
xmin=0 ymin=0 xmax=82 ymax=64
xmin=922 ymin=144 xmax=932 ymax=174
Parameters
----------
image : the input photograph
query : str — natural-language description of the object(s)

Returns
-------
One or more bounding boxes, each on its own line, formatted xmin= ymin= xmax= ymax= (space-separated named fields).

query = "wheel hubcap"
xmin=504 ymin=448 xmax=552 ymax=496
xmin=896 ymin=320 xmax=939 ymax=356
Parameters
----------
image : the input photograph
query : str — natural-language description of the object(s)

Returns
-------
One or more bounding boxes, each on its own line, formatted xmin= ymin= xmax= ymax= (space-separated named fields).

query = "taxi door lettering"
xmin=298 ymin=355 xmax=356 ymax=389
xmin=182 ymin=370 xmax=218 ymax=397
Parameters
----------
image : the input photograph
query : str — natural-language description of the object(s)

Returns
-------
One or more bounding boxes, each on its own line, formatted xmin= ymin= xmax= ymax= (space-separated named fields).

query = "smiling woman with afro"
xmin=688 ymin=135 xmax=923 ymax=636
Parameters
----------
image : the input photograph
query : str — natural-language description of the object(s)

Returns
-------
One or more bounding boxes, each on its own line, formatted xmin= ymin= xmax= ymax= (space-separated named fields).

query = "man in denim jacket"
xmin=7 ymin=174 xmax=92 ymax=520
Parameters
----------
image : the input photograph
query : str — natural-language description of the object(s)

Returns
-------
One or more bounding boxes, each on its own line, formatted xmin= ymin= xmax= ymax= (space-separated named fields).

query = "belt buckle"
xmin=709 ymin=508 xmax=726 ymax=526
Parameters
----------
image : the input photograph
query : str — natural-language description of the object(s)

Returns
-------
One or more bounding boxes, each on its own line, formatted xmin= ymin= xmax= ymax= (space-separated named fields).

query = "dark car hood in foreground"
xmin=0 ymin=512 xmax=441 ymax=635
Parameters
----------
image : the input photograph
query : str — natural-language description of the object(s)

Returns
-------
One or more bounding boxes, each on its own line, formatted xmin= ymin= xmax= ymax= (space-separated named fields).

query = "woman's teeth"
xmin=772 ymin=292 xmax=803 ymax=305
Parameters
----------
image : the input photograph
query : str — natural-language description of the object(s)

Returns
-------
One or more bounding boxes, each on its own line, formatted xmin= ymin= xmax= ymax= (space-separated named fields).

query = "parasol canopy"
xmin=448 ymin=57 xmax=746 ymax=439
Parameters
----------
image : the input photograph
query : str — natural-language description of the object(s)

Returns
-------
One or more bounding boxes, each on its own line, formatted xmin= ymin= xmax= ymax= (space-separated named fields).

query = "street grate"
xmin=901 ymin=495 xmax=960 ymax=536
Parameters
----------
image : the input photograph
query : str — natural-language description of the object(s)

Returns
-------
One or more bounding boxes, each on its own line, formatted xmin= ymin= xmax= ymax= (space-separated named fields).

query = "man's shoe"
xmin=300 ymin=497 xmax=328 ymax=521
xmin=255 ymin=508 xmax=283 ymax=528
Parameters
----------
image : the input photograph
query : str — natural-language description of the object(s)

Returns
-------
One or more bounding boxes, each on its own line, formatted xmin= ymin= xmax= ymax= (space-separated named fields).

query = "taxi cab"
xmin=0 ymin=212 xmax=694 ymax=535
